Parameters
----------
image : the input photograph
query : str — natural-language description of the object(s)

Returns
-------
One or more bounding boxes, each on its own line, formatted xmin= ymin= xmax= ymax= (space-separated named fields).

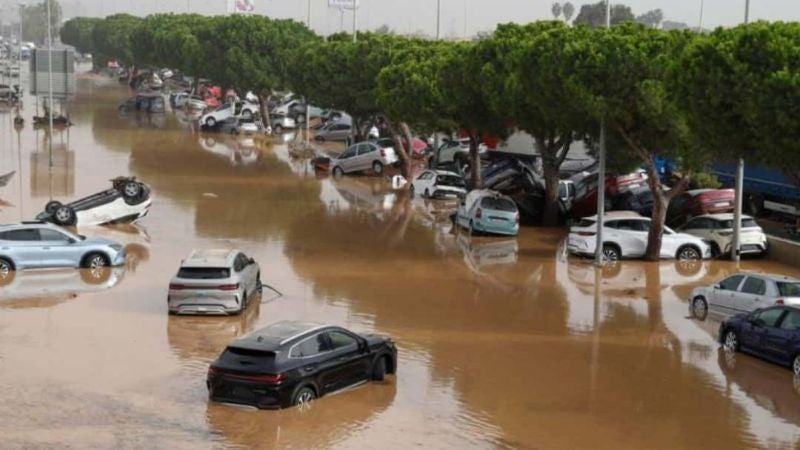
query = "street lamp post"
xmin=698 ymin=0 xmax=705 ymax=31
xmin=352 ymin=2 xmax=357 ymax=42
xmin=436 ymin=0 xmax=441 ymax=39
xmin=732 ymin=0 xmax=751 ymax=263
xmin=46 ymin=0 xmax=54 ymax=167
xmin=307 ymin=0 xmax=312 ymax=28
xmin=594 ymin=0 xmax=611 ymax=267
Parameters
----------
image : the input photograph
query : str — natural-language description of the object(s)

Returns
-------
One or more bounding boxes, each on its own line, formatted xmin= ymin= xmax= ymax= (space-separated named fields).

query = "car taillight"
xmin=476 ymin=208 xmax=482 ymax=219
xmin=578 ymin=231 xmax=596 ymax=236
xmin=219 ymin=283 xmax=239 ymax=291
xmin=207 ymin=366 xmax=218 ymax=376
xmin=226 ymin=372 xmax=288 ymax=385
xmin=515 ymin=213 xmax=520 ymax=224
xmin=775 ymin=299 xmax=785 ymax=305
xmin=380 ymin=149 xmax=386 ymax=157
xmin=169 ymin=283 xmax=186 ymax=290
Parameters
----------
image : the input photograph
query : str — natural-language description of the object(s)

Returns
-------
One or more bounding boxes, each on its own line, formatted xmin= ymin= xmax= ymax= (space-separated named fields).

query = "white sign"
xmin=227 ymin=0 xmax=255 ymax=14
xmin=328 ymin=0 xmax=359 ymax=9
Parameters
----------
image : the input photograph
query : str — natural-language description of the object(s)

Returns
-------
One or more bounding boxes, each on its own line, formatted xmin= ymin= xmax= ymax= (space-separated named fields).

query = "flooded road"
xmin=2 ymin=74 xmax=800 ymax=449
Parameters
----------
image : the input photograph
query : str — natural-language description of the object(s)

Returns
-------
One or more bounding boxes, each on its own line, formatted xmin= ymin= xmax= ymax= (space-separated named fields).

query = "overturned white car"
xmin=36 ymin=177 xmax=152 ymax=226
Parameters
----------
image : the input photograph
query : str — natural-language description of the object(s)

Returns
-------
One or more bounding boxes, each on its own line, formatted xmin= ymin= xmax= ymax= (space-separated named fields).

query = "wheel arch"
xmin=676 ymin=243 xmax=702 ymax=260
xmin=0 ymin=255 xmax=16 ymax=269
xmin=81 ymin=251 xmax=111 ymax=268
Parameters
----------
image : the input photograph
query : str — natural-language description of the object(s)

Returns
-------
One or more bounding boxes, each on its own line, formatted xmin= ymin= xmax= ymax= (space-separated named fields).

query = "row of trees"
xmin=60 ymin=15 xmax=800 ymax=260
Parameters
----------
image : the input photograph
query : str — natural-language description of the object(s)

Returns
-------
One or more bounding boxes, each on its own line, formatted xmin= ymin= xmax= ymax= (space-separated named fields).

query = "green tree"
xmin=91 ymin=14 xmax=143 ymax=68
xmin=569 ymin=24 xmax=700 ymax=260
xmin=563 ymin=2 xmax=576 ymax=22
xmin=20 ymin=0 xmax=61 ymax=45
xmin=573 ymin=2 xmax=634 ymax=28
xmin=677 ymin=22 xmax=800 ymax=174
xmin=636 ymin=9 xmax=664 ymax=28
xmin=502 ymin=22 xmax=595 ymax=225
xmin=60 ymin=16 xmax=100 ymax=55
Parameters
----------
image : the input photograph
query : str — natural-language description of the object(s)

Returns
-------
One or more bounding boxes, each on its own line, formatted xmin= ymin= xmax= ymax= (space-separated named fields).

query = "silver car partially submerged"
xmin=168 ymin=249 xmax=261 ymax=315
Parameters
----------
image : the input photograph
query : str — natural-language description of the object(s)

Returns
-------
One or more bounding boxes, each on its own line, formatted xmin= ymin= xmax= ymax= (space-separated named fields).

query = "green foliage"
xmin=21 ymin=0 xmax=61 ymax=45
xmin=92 ymin=14 xmax=143 ymax=67
xmin=691 ymin=172 xmax=722 ymax=189
xmin=677 ymin=22 xmax=800 ymax=168
xmin=573 ymin=2 xmax=634 ymax=28
xmin=60 ymin=17 xmax=101 ymax=54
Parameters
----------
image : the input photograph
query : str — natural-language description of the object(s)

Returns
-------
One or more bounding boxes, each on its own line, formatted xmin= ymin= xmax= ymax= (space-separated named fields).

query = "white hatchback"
xmin=678 ymin=213 xmax=767 ymax=257
xmin=689 ymin=273 xmax=800 ymax=320
xmin=410 ymin=170 xmax=467 ymax=199
xmin=568 ymin=211 xmax=711 ymax=261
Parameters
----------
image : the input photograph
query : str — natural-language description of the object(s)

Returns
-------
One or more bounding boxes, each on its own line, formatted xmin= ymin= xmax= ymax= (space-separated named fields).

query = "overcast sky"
xmin=7 ymin=0 xmax=800 ymax=36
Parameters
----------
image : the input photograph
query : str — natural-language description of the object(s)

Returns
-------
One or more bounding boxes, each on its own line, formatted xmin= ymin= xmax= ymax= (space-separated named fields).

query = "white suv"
xmin=678 ymin=213 xmax=767 ymax=257
xmin=200 ymin=101 xmax=259 ymax=128
xmin=568 ymin=211 xmax=711 ymax=261
xmin=168 ymin=249 xmax=261 ymax=315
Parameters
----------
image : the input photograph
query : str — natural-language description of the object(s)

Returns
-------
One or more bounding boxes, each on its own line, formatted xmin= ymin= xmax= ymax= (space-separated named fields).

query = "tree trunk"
xmin=542 ymin=158 xmax=561 ymax=227
xmin=646 ymin=185 xmax=668 ymax=261
xmin=469 ymin=132 xmax=482 ymax=189
xmin=258 ymin=92 xmax=272 ymax=131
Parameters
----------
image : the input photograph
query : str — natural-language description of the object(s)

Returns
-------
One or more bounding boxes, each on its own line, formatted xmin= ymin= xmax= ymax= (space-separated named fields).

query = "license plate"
xmin=715 ymin=202 xmax=730 ymax=208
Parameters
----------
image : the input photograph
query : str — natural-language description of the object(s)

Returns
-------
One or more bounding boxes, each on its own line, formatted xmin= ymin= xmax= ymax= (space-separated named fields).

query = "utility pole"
xmin=436 ymin=0 xmax=441 ymax=39
xmin=594 ymin=0 xmax=610 ymax=266
xmin=732 ymin=0 xmax=750 ymax=262
xmin=46 ymin=0 xmax=54 ymax=168
xmin=307 ymin=0 xmax=312 ymax=28
xmin=352 ymin=2 xmax=357 ymax=42
xmin=698 ymin=0 xmax=705 ymax=31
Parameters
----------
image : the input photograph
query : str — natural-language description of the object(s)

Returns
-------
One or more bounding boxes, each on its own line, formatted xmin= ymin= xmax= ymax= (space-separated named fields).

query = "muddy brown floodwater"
xmin=1 ymin=73 xmax=800 ymax=450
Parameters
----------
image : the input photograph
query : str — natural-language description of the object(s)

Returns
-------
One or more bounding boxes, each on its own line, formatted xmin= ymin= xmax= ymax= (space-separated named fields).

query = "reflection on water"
xmin=0 ymin=266 xmax=125 ymax=307
xmin=2 ymin=75 xmax=800 ymax=449
xmin=30 ymin=141 xmax=74 ymax=198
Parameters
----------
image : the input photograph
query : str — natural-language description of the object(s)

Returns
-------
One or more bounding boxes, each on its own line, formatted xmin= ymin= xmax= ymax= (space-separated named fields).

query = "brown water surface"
xmin=1 ymin=73 xmax=800 ymax=449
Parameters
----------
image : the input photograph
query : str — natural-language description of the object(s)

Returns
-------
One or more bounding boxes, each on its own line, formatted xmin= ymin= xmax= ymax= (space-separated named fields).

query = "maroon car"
xmin=568 ymin=171 xmax=648 ymax=219
xmin=667 ymin=189 xmax=735 ymax=228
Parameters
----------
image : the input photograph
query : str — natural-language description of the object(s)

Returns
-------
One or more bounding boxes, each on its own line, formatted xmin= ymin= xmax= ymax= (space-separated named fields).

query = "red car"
xmin=667 ymin=188 xmax=735 ymax=228
xmin=568 ymin=171 xmax=649 ymax=219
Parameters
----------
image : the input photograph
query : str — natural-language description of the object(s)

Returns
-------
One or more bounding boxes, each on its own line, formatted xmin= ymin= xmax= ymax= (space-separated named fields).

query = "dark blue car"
xmin=719 ymin=305 xmax=800 ymax=376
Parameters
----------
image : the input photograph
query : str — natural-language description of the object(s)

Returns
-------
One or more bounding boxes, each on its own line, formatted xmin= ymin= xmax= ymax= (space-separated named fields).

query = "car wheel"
xmin=372 ymin=357 xmax=387 ymax=381
xmin=45 ymin=200 xmax=62 ymax=214
xmin=274 ymin=125 xmax=282 ymax=134
xmin=692 ymin=297 xmax=708 ymax=320
xmin=602 ymin=244 xmax=621 ymax=262
xmin=256 ymin=273 xmax=263 ymax=293
xmin=793 ymin=355 xmax=800 ymax=377
xmin=0 ymin=257 xmax=14 ymax=284
xmin=121 ymin=181 xmax=142 ymax=200
xmin=677 ymin=245 xmax=701 ymax=261
xmin=709 ymin=242 xmax=721 ymax=258
xmin=83 ymin=252 xmax=109 ymax=269
xmin=333 ymin=166 xmax=344 ymax=178
xmin=54 ymin=205 xmax=76 ymax=226
xmin=723 ymin=329 xmax=739 ymax=352
xmin=242 ymin=110 xmax=253 ymax=120
xmin=206 ymin=117 xmax=216 ymax=128
xmin=409 ymin=185 xmax=415 ymax=198
xmin=292 ymin=386 xmax=316 ymax=408
xmin=372 ymin=161 xmax=384 ymax=175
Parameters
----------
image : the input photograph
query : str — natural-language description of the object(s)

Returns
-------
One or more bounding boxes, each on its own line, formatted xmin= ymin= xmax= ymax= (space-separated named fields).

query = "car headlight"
xmin=109 ymin=244 xmax=123 ymax=252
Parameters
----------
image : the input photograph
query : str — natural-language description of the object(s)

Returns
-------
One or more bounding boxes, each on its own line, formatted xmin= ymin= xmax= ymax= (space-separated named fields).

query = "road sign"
xmin=29 ymin=49 xmax=76 ymax=100
xmin=328 ymin=0 xmax=359 ymax=9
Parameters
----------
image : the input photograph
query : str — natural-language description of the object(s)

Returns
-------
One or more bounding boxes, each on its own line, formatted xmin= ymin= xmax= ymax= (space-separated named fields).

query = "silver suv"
xmin=0 ymin=222 xmax=125 ymax=275
xmin=168 ymin=249 xmax=261 ymax=315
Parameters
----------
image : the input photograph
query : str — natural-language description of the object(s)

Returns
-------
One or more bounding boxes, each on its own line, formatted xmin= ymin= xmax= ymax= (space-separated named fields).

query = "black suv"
xmin=207 ymin=321 xmax=397 ymax=409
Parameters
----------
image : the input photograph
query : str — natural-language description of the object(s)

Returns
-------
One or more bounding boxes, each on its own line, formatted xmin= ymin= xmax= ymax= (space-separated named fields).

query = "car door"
xmin=0 ymin=228 xmax=45 ymax=268
xmin=615 ymin=219 xmax=649 ymax=257
xmin=240 ymin=253 xmax=258 ymax=295
xmin=740 ymin=307 xmax=787 ymax=357
xmin=290 ymin=332 xmax=339 ymax=394
xmin=660 ymin=226 xmax=687 ymax=259
xmin=333 ymin=124 xmax=351 ymax=140
xmin=355 ymin=144 xmax=373 ymax=171
xmin=736 ymin=276 xmax=769 ymax=314
xmin=710 ymin=275 xmax=745 ymax=315
xmin=337 ymin=145 xmax=358 ymax=172
xmin=325 ymin=329 xmax=371 ymax=389
xmin=38 ymin=228 xmax=78 ymax=267
xmin=765 ymin=308 xmax=800 ymax=364
xmin=682 ymin=218 xmax=713 ymax=241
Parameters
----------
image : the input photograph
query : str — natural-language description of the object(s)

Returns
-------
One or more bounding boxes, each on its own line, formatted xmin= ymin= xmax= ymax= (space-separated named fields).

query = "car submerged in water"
xmin=36 ymin=177 xmax=152 ymax=227
xmin=207 ymin=321 xmax=397 ymax=409
xmin=454 ymin=190 xmax=520 ymax=236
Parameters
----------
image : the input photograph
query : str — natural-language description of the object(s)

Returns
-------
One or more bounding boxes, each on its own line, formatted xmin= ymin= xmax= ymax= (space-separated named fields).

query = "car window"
xmin=418 ymin=172 xmax=432 ymax=181
xmin=754 ymin=308 xmax=786 ymax=328
xmin=779 ymin=310 xmax=800 ymax=331
xmin=357 ymin=144 xmax=375 ymax=156
xmin=718 ymin=275 xmax=744 ymax=291
xmin=685 ymin=218 xmax=710 ymax=230
xmin=290 ymin=333 xmax=332 ymax=358
xmin=38 ymin=229 xmax=71 ymax=242
xmin=480 ymin=197 xmax=517 ymax=212
xmin=177 ymin=267 xmax=230 ymax=279
xmin=720 ymin=218 xmax=759 ymax=229
xmin=327 ymin=331 xmax=358 ymax=351
xmin=0 ymin=229 xmax=40 ymax=241
xmin=777 ymin=282 xmax=800 ymax=297
xmin=340 ymin=146 xmax=357 ymax=158
xmin=741 ymin=277 xmax=767 ymax=296
xmin=437 ymin=175 xmax=465 ymax=187
xmin=616 ymin=220 xmax=649 ymax=232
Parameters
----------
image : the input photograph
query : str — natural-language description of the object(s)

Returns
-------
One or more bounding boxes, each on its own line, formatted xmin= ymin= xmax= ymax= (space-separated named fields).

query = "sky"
xmin=3 ymin=0 xmax=799 ymax=37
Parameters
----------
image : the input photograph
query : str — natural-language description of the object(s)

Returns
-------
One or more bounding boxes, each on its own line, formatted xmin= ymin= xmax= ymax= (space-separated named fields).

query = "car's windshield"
xmin=720 ymin=218 xmax=759 ymax=229
xmin=177 ymin=267 xmax=230 ymax=279
xmin=480 ymin=197 xmax=517 ymax=212
xmin=437 ymin=175 xmax=465 ymax=187
xmin=777 ymin=282 xmax=800 ymax=297
xmin=575 ymin=219 xmax=596 ymax=228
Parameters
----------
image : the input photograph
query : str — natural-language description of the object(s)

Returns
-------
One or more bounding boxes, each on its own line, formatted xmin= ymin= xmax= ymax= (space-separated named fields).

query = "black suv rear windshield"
xmin=480 ymin=197 xmax=517 ymax=212
xmin=219 ymin=347 xmax=276 ymax=371
xmin=177 ymin=267 xmax=230 ymax=279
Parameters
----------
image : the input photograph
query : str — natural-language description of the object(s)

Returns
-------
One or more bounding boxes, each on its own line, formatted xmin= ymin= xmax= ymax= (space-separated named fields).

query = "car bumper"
xmin=432 ymin=189 xmax=465 ymax=199
xmin=207 ymin=376 xmax=294 ymax=409
xmin=567 ymin=235 xmax=596 ymax=257
xmin=168 ymin=293 xmax=241 ymax=315
xmin=110 ymin=251 xmax=126 ymax=266
xmin=474 ymin=219 xmax=519 ymax=236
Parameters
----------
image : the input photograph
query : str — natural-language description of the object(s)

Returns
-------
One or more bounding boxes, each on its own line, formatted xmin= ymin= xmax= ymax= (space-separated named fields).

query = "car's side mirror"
xmin=714 ymin=284 xmax=722 ymax=290
xmin=358 ymin=338 xmax=369 ymax=353
xmin=248 ymin=257 xmax=255 ymax=265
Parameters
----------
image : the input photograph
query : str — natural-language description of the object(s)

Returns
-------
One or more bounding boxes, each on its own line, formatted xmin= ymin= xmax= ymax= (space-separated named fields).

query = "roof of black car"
xmin=231 ymin=321 xmax=327 ymax=351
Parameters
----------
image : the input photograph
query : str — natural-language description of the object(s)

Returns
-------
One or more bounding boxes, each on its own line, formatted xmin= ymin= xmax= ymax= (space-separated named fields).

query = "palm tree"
xmin=551 ymin=2 xmax=562 ymax=20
